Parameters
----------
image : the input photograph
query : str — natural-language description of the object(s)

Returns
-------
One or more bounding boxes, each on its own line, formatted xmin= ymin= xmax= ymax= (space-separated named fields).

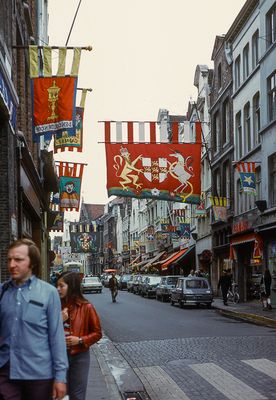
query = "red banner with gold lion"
xmin=105 ymin=121 xmax=202 ymax=204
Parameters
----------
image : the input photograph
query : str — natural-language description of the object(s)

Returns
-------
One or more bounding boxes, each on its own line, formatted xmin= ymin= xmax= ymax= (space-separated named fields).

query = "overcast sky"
xmin=48 ymin=0 xmax=245 ymax=206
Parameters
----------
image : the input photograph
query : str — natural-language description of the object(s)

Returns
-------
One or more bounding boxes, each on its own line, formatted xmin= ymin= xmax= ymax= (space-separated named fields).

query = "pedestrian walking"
xmin=218 ymin=269 xmax=232 ymax=306
xmin=57 ymin=272 xmax=102 ymax=400
xmin=260 ymin=268 xmax=272 ymax=310
xmin=0 ymin=238 xmax=68 ymax=400
xmin=188 ymin=269 xmax=195 ymax=277
xmin=109 ymin=273 xmax=118 ymax=302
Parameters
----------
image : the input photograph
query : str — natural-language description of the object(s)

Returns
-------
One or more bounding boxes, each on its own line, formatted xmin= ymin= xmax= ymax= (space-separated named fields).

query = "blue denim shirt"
xmin=0 ymin=276 xmax=68 ymax=382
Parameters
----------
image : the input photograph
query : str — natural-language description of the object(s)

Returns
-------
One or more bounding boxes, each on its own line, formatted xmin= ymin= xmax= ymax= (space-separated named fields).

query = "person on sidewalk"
xmin=57 ymin=272 xmax=102 ymax=400
xmin=0 ymin=239 xmax=68 ymax=400
xmin=109 ymin=273 xmax=119 ymax=302
xmin=260 ymin=268 xmax=272 ymax=310
xmin=218 ymin=269 xmax=232 ymax=306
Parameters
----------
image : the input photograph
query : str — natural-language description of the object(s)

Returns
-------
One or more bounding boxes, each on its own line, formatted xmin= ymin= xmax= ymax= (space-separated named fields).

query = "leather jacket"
xmin=64 ymin=301 xmax=102 ymax=355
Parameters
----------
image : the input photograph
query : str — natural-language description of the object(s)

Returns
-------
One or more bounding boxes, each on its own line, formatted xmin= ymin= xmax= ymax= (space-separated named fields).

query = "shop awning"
xmin=141 ymin=251 xmax=166 ymax=270
xmin=157 ymin=246 xmax=195 ymax=271
xmin=129 ymin=255 xmax=141 ymax=266
xmin=134 ymin=259 xmax=149 ymax=269
xmin=230 ymin=233 xmax=263 ymax=260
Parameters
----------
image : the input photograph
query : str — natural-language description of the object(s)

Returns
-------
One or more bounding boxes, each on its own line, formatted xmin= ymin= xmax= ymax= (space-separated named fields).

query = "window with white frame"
xmin=252 ymin=30 xmax=259 ymax=69
xmin=269 ymin=153 xmax=276 ymax=207
xmin=267 ymin=70 xmax=276 ymax=122
xmin=213 ymin=111 xmax=220 ymax=153
xmin=252 ymin=92 xmax=260 ymax=146
xmin=266 ymin=3 xmax=276 ymax=48
xmin=243 ymin=43 xmax=249 ymax=80
xmin=235 ymin=55 xmax=241 ymax=90
xmin=235 ymin=111 xmax=242 ymax=158
xmin=222 ymin=99 xmax=230 ymax=146
xmin=244 ymin=102 xmax=251 ymax=153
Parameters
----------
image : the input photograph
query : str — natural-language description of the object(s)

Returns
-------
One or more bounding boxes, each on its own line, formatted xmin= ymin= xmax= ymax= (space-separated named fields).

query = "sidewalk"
xmin=86 ymin=299 xmax=276 ymax=400
xmin=212 ymin=297 xmax=276 ymax=328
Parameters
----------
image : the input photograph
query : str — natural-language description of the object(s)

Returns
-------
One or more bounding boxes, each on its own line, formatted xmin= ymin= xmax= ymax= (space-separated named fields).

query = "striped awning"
xmin=141 ymin=251 xmax=166 ymax=270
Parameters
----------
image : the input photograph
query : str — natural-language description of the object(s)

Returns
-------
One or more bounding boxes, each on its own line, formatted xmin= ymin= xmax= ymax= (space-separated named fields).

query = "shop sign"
xmin=0 ymin=70 xmax=17 ymax=132
xmin=232 ymin=219 xmax=250 ymax=234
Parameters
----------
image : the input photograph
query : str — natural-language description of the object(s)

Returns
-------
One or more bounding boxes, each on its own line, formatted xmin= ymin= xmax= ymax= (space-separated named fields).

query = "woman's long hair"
xmin=59 ymin=272 xmax=88 ymax=305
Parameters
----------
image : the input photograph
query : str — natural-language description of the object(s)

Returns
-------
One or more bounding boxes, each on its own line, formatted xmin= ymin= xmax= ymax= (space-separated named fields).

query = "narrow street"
xmin=89 ymin=289 xmax=276 ymax=400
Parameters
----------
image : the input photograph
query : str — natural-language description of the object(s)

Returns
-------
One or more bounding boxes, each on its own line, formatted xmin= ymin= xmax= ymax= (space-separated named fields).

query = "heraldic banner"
xmin=104 ymin=121 xmax=202 ymax=204
xmin=29 ymin=46 xmax=82 ymax=141
xmin=56 ymin=161 xmax=85 ymax=211
xmin=54 ymin=89 xmax=87 ymax=153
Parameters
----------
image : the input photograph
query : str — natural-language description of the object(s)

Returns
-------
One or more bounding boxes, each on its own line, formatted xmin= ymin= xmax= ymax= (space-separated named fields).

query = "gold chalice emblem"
xmin=47 ymin=80 xmax=60 ymax=121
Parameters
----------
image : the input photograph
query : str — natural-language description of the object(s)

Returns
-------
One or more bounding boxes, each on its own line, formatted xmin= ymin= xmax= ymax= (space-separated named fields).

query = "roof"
xmin=81 ymin=203 xmax=105 ymax=221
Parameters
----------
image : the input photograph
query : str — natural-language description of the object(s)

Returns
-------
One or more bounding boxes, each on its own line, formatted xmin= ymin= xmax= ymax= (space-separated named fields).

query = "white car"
xmin=82 ymin=276 xmax=103 ymax=294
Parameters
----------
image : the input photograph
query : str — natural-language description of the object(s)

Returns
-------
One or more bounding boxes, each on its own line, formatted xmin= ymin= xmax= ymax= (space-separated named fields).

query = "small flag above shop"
xmin=210 ymin=196 xmax=228 ymax=222
xmin=54 ymin=89 xmax=88 ymax=153
xmin=56 ymin=161 xmax=86 ymax=211
xmin=29 ymin=46 xmax=82 ymax=142
xmin=236 ymin=162 xmax=256 ymax=195
xmin=104 ymin=121 xmax=202 ymax=204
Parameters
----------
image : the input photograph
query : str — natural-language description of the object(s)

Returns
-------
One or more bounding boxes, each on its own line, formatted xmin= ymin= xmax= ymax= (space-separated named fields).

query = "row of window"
xmin=235 ymin=92 xmax=260 ymax=159
xmin=234 ymin=29 xmax=259 ymax=90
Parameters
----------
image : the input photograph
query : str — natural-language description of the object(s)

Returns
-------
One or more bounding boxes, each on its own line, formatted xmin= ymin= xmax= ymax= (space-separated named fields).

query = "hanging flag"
xmin=54 ymin=89 xmax=87 ymax=153
xmin=236 ymin=162 xmax=256 ymax=195
xmin=48 ymin=211 xmax=64 ymax=232
xmin=56 ymin=162 xmax=85 ymax=211
xmin=210 ymin=196 xmax=228 ymax=222
xmin=104 ymin=121 xmax=202 ymax=204
xmin=29 ymin=46 xmax=81 ymax=142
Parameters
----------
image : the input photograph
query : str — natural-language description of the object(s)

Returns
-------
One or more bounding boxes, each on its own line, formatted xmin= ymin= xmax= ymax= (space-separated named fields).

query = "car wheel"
xmin=206 ymin=303 xmax=212 ymax=308
xmin=196 ymin=302 xmax=200 ymax=308
xmin=161 ymin=295 xmax=165 ymax=302
xmin=179 ymin=301 xmax=184 ymax=308
xmin=171 ymin=299 xmax=175 ymax=306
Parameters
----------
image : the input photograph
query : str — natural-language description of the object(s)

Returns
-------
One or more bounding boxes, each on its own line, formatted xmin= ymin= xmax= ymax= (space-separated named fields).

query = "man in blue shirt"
xmin=0 ymin=239 xmax=68 ymax=400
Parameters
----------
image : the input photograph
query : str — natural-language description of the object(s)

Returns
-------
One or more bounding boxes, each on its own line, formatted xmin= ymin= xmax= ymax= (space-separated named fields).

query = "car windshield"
xmin=121 ymin=275 xmax=131 ymax=281
xmin=186 ymin=279 xmax=208 ymax=289
xmin=148 ymin=277 xmax=161 ymax=284
xmin=167 ymin=277 xmax=179 ymax=285
xmin=83 ymin=277 xmax=100 ymax=283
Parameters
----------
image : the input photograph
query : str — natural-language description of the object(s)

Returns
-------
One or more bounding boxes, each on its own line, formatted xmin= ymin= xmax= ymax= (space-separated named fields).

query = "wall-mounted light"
xmin=191 ymin=232 xmax=198 ymax=240
xmin=255 ymin=200 xmax=267 ymax=213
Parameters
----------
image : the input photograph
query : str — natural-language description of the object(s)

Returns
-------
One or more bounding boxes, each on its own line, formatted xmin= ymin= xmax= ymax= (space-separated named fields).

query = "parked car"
xmin=132 ymin=275 xmax=142 ymax=294
xmin=156 ymin=275 xmax=182 ymax=302
xmin=170 ymin=277 xmax=213 ymax=308
xmin=141 ymin=275 xmax=162 ymax=298
xmin=81 ymin=276 xmax=103 ymax=294
xmin=127 ymin=275 xmax=135 ymax=292
xmin=136 ymin=275 xmax=149 ymax=295
xmin=102 ymin=274 xmax=112 ymax=287
xmin=118 ymin=274 xmax=132 ymax=290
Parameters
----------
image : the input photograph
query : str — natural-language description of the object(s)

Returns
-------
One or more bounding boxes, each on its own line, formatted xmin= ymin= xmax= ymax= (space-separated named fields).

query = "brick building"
xmin=0 ymin=0 xmax=58 ymax=281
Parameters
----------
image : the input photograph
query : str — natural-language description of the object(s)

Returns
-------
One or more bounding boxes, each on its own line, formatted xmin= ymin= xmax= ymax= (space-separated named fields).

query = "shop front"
xmin=230 ymin=233 xmax=263 ymax=302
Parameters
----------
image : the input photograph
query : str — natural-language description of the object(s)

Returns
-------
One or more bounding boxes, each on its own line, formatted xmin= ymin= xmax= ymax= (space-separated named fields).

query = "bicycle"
xmin=227 ymin=282 xmax=240 ymax=303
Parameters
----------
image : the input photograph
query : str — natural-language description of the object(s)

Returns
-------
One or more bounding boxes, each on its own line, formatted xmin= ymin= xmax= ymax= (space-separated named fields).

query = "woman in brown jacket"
xmin=57 ymin=272 xmax=102 ymax=400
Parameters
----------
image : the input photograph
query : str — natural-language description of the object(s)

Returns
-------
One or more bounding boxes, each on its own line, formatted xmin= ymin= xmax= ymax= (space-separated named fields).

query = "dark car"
xmin=141 ymin=275 xmax=162 ymax=298
xmin=171 ymin=277 xmax=213 ymax=308
xmin=118 ymin=274 xmax=132 ymax=290
xmin=156 ymin=275 xmax=182 ymax=302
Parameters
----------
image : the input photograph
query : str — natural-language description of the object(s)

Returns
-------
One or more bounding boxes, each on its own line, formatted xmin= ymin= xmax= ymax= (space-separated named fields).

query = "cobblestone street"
xmin=89 ymin=289 xmax=276 ymax=399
